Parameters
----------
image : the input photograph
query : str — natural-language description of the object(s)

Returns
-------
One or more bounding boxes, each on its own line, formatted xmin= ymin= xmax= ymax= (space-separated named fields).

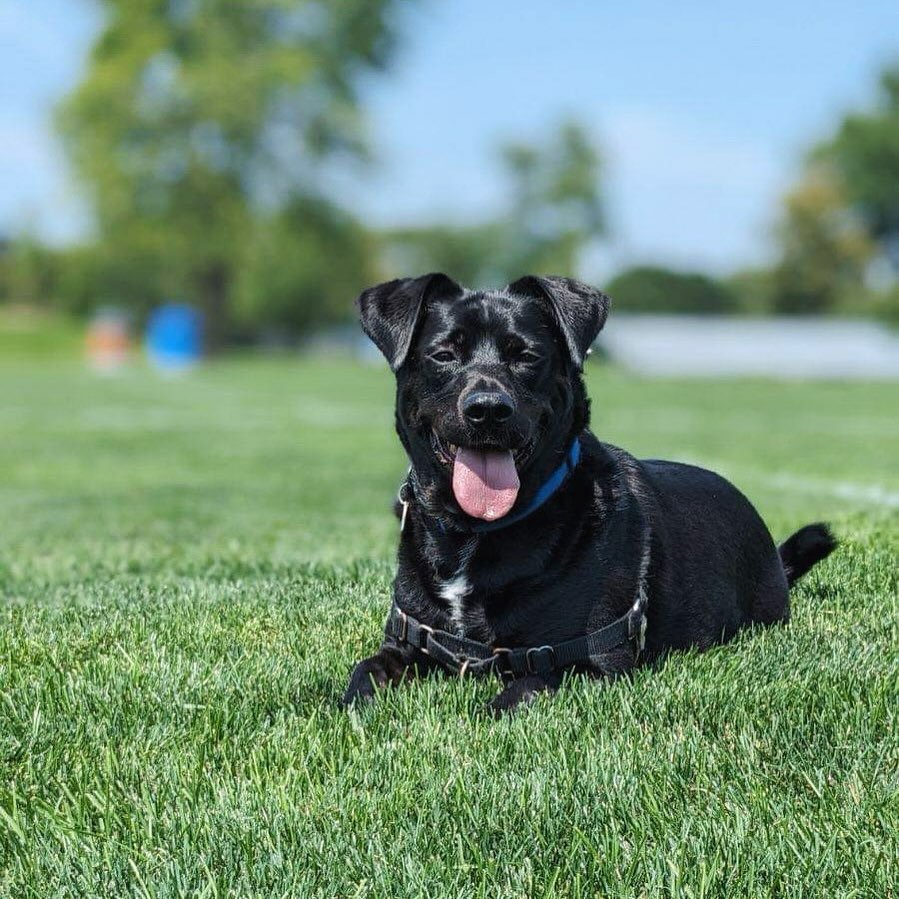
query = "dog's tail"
xmin=778 ymin=522 xmax=838 ymax=588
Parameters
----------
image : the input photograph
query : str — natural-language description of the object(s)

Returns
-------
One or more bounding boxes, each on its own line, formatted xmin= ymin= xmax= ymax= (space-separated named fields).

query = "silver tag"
xmin=398 ymin=472 xmax=412 ymax=532
xmin=400 ymin=499 xmax=409 ymax=532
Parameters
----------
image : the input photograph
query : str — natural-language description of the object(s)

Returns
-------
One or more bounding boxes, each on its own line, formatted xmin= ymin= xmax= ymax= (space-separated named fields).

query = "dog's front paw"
xmin=483 ymin=675 xmax=557 ymax=718
xmin=342 ymin=650 xmax=416 ymax=707
xmin=342 ymin=657 xmax=391 ymax=706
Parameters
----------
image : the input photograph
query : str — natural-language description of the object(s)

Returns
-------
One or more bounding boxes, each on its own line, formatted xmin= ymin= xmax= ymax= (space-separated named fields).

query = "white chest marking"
xmin=438 ymin=573 xmax=472 ymax=633
xmin=437 ymin=538 xmax=477 ymax=633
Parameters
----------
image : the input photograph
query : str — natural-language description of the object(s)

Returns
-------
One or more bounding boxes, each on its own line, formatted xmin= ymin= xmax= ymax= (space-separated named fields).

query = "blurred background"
xmin=0 ymin=1 xmax=897 ymax=574
xmin=1 ymin=0 xmax=898 ymax=369
xmin=3 ymin=8 xmax=897 ymax=890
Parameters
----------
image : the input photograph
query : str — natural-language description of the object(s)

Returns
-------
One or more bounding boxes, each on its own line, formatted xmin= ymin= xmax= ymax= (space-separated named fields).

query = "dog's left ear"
xmin=506 ymin=275 xmax=610 ymax=369
xmin=357 ymin=273 xmax=463 ymax=371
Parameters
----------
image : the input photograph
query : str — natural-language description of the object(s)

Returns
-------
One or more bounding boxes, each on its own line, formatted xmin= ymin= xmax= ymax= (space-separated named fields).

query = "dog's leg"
xmin=342 ymin=643 xmax=437 ymax=706
xmin=484 ymin=671 xmax=566 ymax=717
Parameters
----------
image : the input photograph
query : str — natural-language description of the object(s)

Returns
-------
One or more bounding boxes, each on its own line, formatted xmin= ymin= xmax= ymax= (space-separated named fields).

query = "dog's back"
xmin=637 ymin=459 xmax=791 ymax=650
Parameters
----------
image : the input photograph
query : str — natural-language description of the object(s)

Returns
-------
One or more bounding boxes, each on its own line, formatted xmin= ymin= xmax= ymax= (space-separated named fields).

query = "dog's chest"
xmin=434 ymin=537 xmax=478 ymax=633
xmin=437 ymin=571 xmax=471 ymax=632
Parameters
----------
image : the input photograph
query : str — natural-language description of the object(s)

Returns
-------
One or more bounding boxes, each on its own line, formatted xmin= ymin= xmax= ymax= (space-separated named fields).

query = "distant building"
xmin=598 ymin=316 xmax=899 ymax=379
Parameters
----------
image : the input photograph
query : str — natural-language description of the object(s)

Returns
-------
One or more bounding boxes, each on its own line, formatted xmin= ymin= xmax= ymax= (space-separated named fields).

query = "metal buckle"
xmin=526 ymin=645 xmax=556 ymax=675
xmin=418 ymin=622 xmax=433 ymax=654
xmin=397 ymin=610 xmax=408 ymax=643
xmin=491 ymin=646 xmax=511 ymax=674
xmin=628 ymin=604 xmax=647 ymax=654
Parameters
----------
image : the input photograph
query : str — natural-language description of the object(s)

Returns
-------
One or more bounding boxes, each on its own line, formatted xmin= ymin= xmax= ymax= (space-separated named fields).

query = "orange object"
xmin=86 ymin=310 xmax=131 ymax=371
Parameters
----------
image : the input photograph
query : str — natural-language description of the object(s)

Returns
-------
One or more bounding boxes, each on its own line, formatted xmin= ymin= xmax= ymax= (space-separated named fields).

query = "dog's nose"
xmin=461 ymin=390 xmax=515 ymax=426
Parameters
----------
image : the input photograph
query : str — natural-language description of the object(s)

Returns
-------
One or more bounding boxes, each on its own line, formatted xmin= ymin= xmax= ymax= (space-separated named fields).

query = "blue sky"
xmin=1 ymin=0 xmax=897 ymax=276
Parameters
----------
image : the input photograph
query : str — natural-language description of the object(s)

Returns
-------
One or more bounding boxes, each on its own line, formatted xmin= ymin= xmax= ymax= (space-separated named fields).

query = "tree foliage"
xmin=0 ymin=240 xmax=59 ymax=308
xmin=57 ymin=0 xmax=404 ymax=343
xmin=771 ymin=169 xmax=873 ymax=314
xmin=605 ymin=265 xmax=739 ymax=315
xmin=768 ymin=63 xmax=898 ymax=318
xmin=814 ymin=66 xmax=899 ymax=264
xmin=383 ymin=121 xmax=605 ymax=286
xmin=233 ymin=197 xmax=376 ymax=335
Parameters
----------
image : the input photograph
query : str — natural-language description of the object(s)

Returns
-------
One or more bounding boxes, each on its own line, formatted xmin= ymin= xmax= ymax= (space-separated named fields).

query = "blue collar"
xmin=401 ymin=437 xmax=582 ymax=536
xmin=469 ymin=437 xmax=581 ymax=533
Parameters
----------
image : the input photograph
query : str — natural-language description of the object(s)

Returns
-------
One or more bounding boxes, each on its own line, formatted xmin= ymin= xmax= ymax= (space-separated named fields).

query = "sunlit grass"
xmin=1 ymin=356 xmax=897 ymax=897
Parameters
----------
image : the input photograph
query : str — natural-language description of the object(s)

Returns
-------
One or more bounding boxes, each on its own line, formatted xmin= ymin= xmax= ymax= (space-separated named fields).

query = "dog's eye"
xmin=429 ymin=350 xmax=457 ymax=364
xmin=503 ymin=337 xmax=541 ymax=366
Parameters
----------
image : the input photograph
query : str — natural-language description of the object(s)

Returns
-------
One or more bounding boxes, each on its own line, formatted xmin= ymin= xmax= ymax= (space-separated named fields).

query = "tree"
xmin=814 ymin=66 xmax=899 ymax=266
xmin=381 ymin=222 xmax=508 ymax=288
xmin=0 ymin=239 xmax=58 ymax=307
xmin=498 ymin=121 xmax=606 ymax=277
xmin=383 ymin=121 xmax=606 ymax=286
xmin=57 ymin=0 xmax=406 ymax=345
xmin=233 ymin=196 xmax=376 ymax=336
xmin=727 ymin=267 xmax=777 ymax=315
xmin=768 ymin=63 xmax=899 ymax=319
xmin=605 ymin=265 xmax=739 ymax=315
xmin=771 ymin=168 xmax=873 ymax=315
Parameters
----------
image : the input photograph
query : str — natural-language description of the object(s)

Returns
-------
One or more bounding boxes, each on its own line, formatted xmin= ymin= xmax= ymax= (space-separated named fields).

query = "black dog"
xmin=343 ymin=274 xmax=837 ymax=715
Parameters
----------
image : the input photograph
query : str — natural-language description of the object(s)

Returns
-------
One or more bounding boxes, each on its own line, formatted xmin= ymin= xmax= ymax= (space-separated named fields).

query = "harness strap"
xmin=385 ymin=596 xmax=647 ymax=678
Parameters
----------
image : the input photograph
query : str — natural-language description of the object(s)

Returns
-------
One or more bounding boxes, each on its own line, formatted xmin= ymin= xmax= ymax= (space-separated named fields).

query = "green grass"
xmin=1 ymin=355 xmax=897 ymax=898
xmin=0 ymin=307 xmax=83 ymax=361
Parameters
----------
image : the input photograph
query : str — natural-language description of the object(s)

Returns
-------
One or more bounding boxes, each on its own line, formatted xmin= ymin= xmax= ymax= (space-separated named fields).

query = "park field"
xmin=1 ymin=355 xmax=897 ymax=897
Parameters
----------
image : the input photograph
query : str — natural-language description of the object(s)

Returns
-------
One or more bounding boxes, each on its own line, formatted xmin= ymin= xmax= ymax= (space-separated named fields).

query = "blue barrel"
xmin=146 ymin=304 xmax=203 ymax=370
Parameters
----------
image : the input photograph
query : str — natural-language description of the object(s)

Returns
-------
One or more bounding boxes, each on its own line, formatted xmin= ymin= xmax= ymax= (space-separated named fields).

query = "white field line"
xmin=683 ymin=456 xmax=899 ymax=509
xmin=603 ymin=408 xmax=899 ymax=439
xmin=757 ymin=472 xmax=899 ymax=509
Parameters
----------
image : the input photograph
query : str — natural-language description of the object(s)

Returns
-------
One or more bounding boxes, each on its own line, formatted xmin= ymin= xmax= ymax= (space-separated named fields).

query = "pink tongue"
xmin=452 ymin=448 xmax=520 ymax=521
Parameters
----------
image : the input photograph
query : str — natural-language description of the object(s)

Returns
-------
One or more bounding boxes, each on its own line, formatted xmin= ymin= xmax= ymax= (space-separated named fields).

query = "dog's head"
xmin=358 ymin=274 xmax=610 ymax=524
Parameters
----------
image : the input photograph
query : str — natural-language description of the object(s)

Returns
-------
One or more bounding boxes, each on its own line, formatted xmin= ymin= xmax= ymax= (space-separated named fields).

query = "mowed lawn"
xmin=1 ymin=355 xmax=897 ymax=898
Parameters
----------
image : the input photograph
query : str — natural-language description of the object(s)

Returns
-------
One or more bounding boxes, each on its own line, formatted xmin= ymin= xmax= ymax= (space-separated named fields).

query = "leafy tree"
xmin=0 ymin=239 xmax=60 ymax=308
xmin=769 ymin=64 xmax=898 ymax=319
xmin=233 ymin=196 xmax=376 ymax=335
xmin=814 ymin=66 xmax=899 ymax=266
xmin=727 ymin=267 xmax=777 ymax=315
xmin=498 ymin=121 xmax=606 ymax=276
xmin=57 ymin=0 xmax=405 ymax=345
xmin=381 ymin=222 xmax=508 ymax=288
xmin=383 ymin=121 xmax=605 ymax=286
xmin=605 ymin=265 xmax=739 ymax=315
xmin=771 ymin=169 xmax=873 ymax=314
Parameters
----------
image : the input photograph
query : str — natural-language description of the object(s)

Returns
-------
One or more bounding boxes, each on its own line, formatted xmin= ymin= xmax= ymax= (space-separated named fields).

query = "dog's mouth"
xmin=430 ymin=431 xmax=534 ymax=467
xmin=431 ymin=431 xmax=532 ymax=521
xmin=430 ymin=431 xmax=457 ymax=466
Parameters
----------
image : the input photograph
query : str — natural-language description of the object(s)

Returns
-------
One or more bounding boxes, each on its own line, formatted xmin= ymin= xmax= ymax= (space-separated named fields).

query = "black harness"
xmin=385 ymin=594 xmax=648 ymax=678
xmin=389 ymin=434 xmax=650 ymax=677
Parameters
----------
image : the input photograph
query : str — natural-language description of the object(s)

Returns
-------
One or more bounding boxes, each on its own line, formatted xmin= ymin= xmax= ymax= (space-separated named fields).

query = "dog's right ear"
xmin=357 ymin=273 xmax=462 ymax=371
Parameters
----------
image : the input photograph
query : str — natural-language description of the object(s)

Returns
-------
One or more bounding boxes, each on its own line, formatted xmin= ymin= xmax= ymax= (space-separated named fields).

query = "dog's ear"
xmin=357 ymin=273 xmax=463 ymax=371
xmin=506 ymin=275 xmax=610 ymax=368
